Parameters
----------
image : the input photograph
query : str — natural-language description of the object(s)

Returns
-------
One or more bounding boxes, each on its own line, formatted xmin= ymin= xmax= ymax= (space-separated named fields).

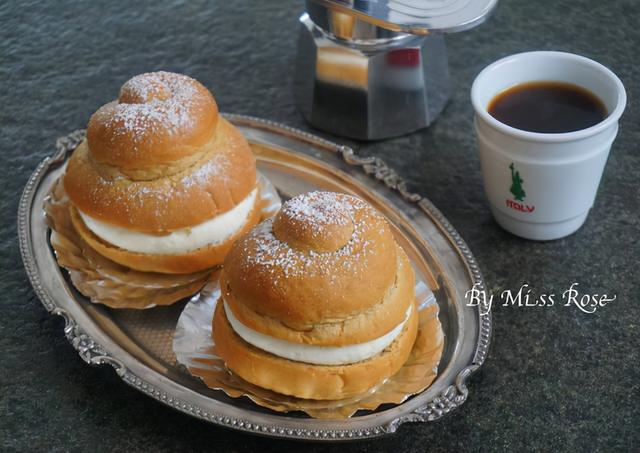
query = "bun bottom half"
xmin=69 ymin=198 xmax=261 ymax=274
xmin=212 ymin=299 xmax=419 ymax=400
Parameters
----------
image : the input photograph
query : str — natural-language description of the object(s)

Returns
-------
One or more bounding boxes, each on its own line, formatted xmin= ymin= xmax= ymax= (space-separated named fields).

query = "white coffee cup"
xmin=471 ymin=51 xmax=626 ymax=240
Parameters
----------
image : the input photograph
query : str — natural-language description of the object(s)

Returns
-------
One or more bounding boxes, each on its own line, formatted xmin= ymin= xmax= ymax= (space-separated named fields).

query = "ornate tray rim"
xmin=18 ymin=114 xmax=491 ymax=441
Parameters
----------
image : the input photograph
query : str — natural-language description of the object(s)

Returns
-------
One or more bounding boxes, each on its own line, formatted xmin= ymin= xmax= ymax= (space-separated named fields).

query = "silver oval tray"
xmin=18 ymin=115 xmax=491 ymax=441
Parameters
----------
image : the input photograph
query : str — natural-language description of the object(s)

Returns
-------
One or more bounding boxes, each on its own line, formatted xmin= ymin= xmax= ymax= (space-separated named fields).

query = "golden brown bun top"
xmin=64 ymin=72 xmax=256 ymax=233
xmin=223 ymin=191 xmax=397 ymax=329
xmin=87 ymin=71 xmax=218 ymax=177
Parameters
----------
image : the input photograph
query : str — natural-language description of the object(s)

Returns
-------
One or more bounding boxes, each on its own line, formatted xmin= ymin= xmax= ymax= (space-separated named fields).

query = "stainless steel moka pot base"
xmin=294 ymin=0 xmax=498 ymax=140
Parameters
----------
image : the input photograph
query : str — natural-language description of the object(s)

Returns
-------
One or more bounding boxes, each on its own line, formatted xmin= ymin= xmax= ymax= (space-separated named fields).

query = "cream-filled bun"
xmin=214 ymin=191 xmax=418 ymax=400
xmin=63 ymin=71 xmax=259 ymax=274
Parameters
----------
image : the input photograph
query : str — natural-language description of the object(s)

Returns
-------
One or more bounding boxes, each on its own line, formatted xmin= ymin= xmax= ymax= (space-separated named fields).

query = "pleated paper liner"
xmin=173 ymin=281 xmax=444 ymax=419
xmin=44 ymin=173 xmax=282 ymax=309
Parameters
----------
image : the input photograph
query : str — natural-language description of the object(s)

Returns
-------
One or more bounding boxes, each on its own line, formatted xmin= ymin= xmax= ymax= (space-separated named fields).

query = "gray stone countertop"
xmin=1 ymin=1 xmax=638 ymax=451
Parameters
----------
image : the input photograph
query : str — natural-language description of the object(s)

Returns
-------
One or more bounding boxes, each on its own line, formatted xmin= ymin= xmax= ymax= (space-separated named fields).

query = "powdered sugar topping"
xmin=105 ymin=71 xmax=204 ymax=138
xmin=238 ymin=192 xmax=384 ymax=281
xmin=181 ymin=152 xmax=229 ymax=189
xmin=278 ymin=191 xmax=353 ymax=239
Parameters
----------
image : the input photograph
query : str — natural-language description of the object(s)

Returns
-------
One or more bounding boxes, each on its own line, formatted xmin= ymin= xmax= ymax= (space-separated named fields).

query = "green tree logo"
xmin=509 ymin=163 xmax=526 ymax=201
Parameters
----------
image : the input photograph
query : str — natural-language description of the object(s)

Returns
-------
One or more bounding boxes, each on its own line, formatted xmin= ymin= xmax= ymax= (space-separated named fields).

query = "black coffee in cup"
xmin=488 ymin=81 xmax=607 ymax=133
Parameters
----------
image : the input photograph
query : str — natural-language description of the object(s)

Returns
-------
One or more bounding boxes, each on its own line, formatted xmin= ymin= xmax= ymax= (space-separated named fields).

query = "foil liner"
xmin=44 ymin=172 xmax=282 ymax=309
xmin=173 ymin=279 xmax=444 ymax=419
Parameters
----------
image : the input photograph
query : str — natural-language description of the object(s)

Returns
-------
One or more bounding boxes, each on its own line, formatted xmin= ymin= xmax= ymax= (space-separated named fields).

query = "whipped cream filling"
xmin=79 ymin=188 xmax=258 ymax=255
xmin=223 ymin=301 xmax=412 ymax=366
